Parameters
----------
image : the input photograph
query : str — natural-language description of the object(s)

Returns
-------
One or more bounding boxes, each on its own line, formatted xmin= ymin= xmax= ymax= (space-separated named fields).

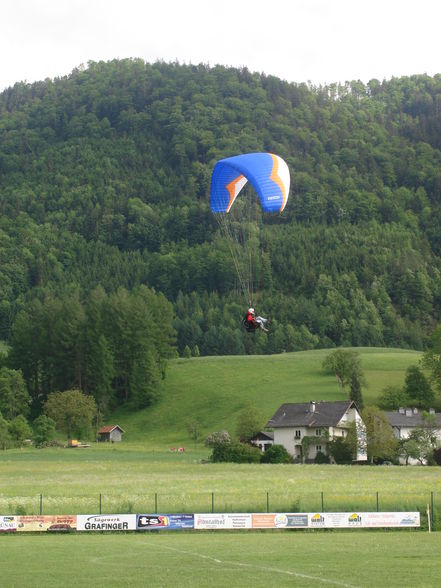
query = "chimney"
xmin=310 ymin=401 xmax=316 ymax=413
xmin=405 ymin=409 xmax=412 ymax=417
xmin=398 ymin=407 xmax=405 ymax=414
xmin=413 ymin=408 xmax=418 ymax=414
xmin=429 ymin=408 xmax=435 ymax=414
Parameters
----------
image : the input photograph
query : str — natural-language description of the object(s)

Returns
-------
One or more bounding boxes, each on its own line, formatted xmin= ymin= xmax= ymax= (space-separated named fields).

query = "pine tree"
xmin=350 ymin=370 xmax=364 ymax=410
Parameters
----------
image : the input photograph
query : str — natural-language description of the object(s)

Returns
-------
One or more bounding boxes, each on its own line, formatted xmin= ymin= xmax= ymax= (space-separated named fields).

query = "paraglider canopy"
xmin=210 ymin=152 xmax=290 ymax=214
xmin=209 ymin=151 xmax=290 ymax=310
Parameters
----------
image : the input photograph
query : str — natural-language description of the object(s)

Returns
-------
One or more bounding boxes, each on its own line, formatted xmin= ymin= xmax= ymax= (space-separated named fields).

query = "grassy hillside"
xmin=112 ymin=348 xmax=421 ymax=446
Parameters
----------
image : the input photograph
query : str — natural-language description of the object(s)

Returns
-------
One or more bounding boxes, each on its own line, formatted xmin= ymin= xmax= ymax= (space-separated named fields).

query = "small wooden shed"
xmin=98 ymin=425 xmax=125 ymax=443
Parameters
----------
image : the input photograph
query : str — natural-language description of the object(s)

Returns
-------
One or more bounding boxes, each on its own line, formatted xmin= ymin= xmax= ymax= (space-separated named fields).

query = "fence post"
xmin=321 ymin=492 xmax=324 ymax=512
xmin=376 ymin=491 xmax=379 ymax=512
xmin=431 ymin=491 xmax=434 ymax=531
xmin=155 ymin=493 xmax=158 ymax=514
xmin=99 ymin=493 xmax=102 ymax=514
xmin=266 ymin=492 xmax=269 ymax=513
xmin=39 ymin=494 xmax=42 ymax=515
xmin=211 ymin=492 xmax=214 ymax=513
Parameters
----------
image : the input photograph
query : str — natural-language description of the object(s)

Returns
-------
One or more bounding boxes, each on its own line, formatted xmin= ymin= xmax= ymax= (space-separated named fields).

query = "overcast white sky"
xmin=2 ymin=0 xmax=441 ymax=91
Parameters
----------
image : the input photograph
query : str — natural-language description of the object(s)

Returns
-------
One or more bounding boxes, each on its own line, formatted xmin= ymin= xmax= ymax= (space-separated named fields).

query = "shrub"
xmin=433 ymin=447 xmax=441 ymax=466
xmin=0 ymin=414 xmax=11 ymax=449
xmin=33 ymin=415 xmax=56 ymax=447
xmin=314 ymin=451 xmax=330 ymax=464
xmin=261 ymin=444 xmax=292 ymax=464
xmin=211 ymin=440 xmax=261 ymax=463
xmin=328 ymin=437 xmax=353 ymax=464
xmin=205 ymin=430 xmax=231 ymax=447
xmin=8 ymin=415 xmax=32 ymax=447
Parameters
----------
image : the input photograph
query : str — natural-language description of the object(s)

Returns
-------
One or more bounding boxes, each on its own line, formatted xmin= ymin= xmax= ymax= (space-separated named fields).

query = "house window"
xmin=295 ymin=430 xmax=301 ymax=439
xmin=315 ymin=428 xmax=321 ymax=436
xmin=341 ymin=430 xmax=346 ymax=437
xmin=316 ymin=445 xmax=322 ymax=452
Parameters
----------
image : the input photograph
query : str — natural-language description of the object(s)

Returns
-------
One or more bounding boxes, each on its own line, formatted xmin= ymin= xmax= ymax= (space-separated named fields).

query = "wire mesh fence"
xmin=2 ymin=490 xmax=439 ymax=530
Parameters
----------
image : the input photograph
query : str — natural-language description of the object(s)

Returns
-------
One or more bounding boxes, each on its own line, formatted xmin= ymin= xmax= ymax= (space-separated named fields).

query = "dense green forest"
xmin=1 ymin=59 xmax=441 ymax=391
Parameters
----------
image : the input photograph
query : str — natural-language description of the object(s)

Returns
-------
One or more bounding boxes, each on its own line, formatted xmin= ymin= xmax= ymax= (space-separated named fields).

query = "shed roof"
xmin=251 ymin=431 xmax=274 ymax=441
xmin=266 ymin=401 xmax=357 ymax=429
xmin=98 ymin=425 xmax=125 ymax=434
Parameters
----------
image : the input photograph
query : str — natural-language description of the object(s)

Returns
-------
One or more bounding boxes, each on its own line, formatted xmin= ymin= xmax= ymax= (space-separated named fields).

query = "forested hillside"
xmin=1 ymin=59 xmax=441 ymax=364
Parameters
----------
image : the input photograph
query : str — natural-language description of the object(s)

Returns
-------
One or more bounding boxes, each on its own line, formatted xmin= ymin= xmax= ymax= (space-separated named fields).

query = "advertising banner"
xmin=77 ymin=514 xmax=136 ymax=531
xmin=0 ymin=516 xmax=17 ymax=532
xmin=308 ymin=512 xmax=420 ymax=529
xmin=3 ymin=511 xmax=420 ymax=533
xmin=360 ymin=512 xmax=420 ymax=528
xmin=16 ymin=515 xmax=76 ymax=532
xmin=137 ymin=514 xmax=194 ymax=530
xmin=194 ymin=514 xmax=252 ymax=529
xmin=253 ymin=513 xmax=309 ymax=529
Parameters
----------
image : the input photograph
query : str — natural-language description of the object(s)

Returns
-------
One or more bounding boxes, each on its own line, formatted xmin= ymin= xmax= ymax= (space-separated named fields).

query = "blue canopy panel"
xmin=210 ymin=153 xmax=290 ymax=214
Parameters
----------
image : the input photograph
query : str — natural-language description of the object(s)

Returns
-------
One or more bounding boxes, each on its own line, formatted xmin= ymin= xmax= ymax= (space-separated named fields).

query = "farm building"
xmin=266 ymin=400 xmax=367 ymax=462
xmin=386 ymin=407 xmax=441 ymax=464
xmin=98 ymin=425 xmax=125 ymax=443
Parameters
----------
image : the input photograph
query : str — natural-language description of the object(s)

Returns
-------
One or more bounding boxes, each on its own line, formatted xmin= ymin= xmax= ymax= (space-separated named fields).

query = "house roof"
xmin=98 ymin=425 xmax=125 ymax=434
xmin=386 ymin=409 xmax=441 ymax=428
xmin=266 ymin=401 xmax=357 ymax=429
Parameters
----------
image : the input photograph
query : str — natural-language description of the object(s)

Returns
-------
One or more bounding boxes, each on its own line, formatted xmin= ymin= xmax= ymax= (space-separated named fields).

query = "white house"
xmin=266 ymin=400 xmax=367 ymax=462
xmin=386 ymin=407 xmax=441 ymax=464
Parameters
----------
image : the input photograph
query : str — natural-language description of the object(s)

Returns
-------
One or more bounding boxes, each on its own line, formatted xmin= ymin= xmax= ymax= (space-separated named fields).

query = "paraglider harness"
xmin=243 ymin=307 xmax=263 ymax=333
xmin=242 ymin=305 xmax=269 ymax=332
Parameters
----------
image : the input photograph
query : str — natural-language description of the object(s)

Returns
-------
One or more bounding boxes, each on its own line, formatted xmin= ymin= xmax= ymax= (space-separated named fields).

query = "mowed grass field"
xmin=1 ymin=532 xmax=441 ymax=587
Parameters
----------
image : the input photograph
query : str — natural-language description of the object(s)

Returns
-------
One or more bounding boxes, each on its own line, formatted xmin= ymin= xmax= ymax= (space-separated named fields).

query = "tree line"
xmin=3 ymin=285 xmax=175 ymax=416
xmin=0 ymin=60 xmax=441 ymax=356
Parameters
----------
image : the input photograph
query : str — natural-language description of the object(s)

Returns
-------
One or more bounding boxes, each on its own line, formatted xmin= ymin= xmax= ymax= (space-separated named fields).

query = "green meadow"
xmin=1 ymin=448 xmax=441 ymax=518
xmin=113 ymin=347 xmax=422 ymax=446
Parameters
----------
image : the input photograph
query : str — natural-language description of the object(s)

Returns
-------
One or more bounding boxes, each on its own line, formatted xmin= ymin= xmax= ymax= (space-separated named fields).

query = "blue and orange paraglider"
xmin=210 ymin=152 xmax=290 ymax=214
xmin=210 ymin=152 xmax=290 ymax=321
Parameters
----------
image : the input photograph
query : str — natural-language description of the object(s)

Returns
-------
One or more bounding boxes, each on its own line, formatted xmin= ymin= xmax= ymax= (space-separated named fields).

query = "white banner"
xmin=77 ymin=514 xmax=136 ymax=531
xmin=195 ymin=512 xmax=420 ymax=530
xmin=194 ymin=513 xmax=252 ymax=529
xmin=308 ymin=512 xmax=420 ymax=528
xmin=0 ymin=516 xmax=17 ymax=532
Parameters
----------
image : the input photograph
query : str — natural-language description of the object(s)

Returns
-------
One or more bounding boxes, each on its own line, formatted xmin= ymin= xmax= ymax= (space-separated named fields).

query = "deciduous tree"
xmin=44 ymin=389 xmax=97 ymax=439
xmin=404 ymin=365 xmax=434 ymax=408
xmin=362 ymin=406 xmax=398 ymax=464
xmin=0 ymin=367 xmax=30 ymax=420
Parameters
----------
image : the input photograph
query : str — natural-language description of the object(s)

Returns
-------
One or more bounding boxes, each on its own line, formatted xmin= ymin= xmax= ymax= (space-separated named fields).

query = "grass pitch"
xmin=1 ymin=531 xmax=440 ymax=587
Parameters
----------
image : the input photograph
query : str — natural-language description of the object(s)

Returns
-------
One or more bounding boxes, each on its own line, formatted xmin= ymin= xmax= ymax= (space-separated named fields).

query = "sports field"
xmin=1 ymin=531 xmax=440 ymax=587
